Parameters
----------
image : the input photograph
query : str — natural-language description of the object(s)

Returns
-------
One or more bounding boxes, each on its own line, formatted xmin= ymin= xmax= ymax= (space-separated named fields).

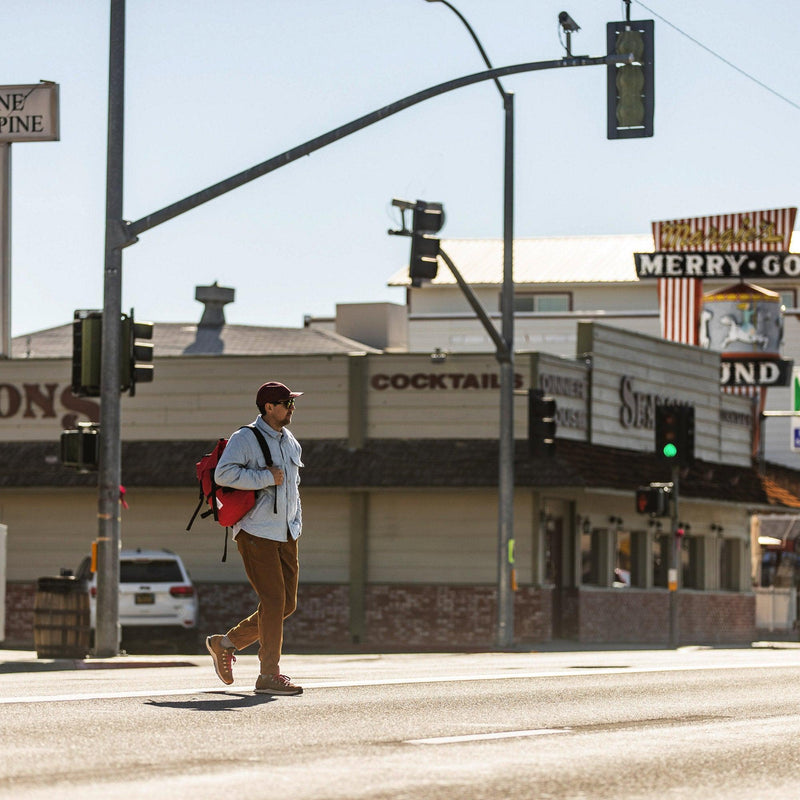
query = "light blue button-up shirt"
xmin=214 ymin=416 xmax=303 ymax=542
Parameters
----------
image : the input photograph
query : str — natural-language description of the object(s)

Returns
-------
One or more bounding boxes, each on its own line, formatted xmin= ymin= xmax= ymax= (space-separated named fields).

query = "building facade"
xmin=312 ymin=233 xmax=800 ymax=470
xmin=3 ymin=287 xmax=798 ymax=650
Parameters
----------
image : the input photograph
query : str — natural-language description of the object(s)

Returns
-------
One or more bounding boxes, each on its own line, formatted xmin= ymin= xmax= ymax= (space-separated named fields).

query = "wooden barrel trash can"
xmin=33 ymin=576 xmax=91 ymax=659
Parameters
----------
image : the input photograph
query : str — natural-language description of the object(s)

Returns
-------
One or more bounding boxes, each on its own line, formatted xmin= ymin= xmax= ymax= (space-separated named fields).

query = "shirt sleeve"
xmin=214 ymin=428 xmax=275 ymax=490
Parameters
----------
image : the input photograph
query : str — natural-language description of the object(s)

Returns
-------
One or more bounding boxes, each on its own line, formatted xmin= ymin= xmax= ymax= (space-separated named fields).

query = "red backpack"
xmin=186 ymin=425 xmax=275 ymax=561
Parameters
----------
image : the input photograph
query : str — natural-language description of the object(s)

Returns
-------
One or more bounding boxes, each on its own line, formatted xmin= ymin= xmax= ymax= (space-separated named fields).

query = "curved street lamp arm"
xmin=426 ymin=0 xmax=507 ymax=100
xmin=124 ymin=54 xmax=616 ymax=243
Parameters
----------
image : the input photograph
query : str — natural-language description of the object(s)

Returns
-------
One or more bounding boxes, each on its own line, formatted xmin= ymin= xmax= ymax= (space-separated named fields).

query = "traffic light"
xmin=528 ymin=389 xmax=556 ymax=457
xmin=71 ymin=310 xmax=103 ymax=397
xmin=409 ymin=200 xmax=445 ymax=287
xmin=71 ymin=309 xmax=154 ymax=398
xmin=635 ymin=483 xmax=670 ymax=517
xmin=606 ymin=19 xmax=654 ymax=139
xmin=655 ymin=404 xmax=695 ymax=466
xmin=120 ymin=311 xmax=154 ymax=396
xmin=60 ymin=422 xmax=99 ymax=472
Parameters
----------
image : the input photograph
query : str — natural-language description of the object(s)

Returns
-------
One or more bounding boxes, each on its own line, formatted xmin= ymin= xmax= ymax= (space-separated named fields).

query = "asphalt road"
xmin=2 ymin=646 xmax=800 ymax=799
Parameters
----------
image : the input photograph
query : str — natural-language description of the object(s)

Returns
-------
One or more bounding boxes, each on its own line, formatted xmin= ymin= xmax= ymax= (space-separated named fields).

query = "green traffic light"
xmin=662 ymin=443 xmax=678 ymax=458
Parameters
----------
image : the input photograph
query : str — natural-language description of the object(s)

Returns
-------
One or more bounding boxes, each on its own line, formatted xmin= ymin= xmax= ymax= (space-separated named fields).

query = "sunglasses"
xmin=274 ymin=398 xmax=296 ymax=409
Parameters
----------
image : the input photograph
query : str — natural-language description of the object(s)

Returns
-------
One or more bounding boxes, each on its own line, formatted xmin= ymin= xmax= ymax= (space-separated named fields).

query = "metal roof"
xmin=388 ymin=233 xmax=671 ymax=287
xmin=388 ymin=230 xmax=800 ymax=287
xmin=11 ymin=322 xmax=379 ymax=360
xmin=3 ymin=438 xmax=796 ymax=510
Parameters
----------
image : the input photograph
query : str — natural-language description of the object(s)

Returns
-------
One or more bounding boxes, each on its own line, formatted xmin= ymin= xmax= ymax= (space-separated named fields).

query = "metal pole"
xmin=126 ymin=55 xmax=619 ymax=242
xmin=95 ymin=0 xmax=125 ymax=657
xmin=437 ymin=249 xmax=508 ymax=357
xmin=497 ymin=91 xmax=515 ymax=648
xmin=425 ymin=0 xmax=516 ymax=649
xmin=669 ymin=464 xmax=680 ymax=648
xmin=0 ymin=143 xmax=9 ymax=358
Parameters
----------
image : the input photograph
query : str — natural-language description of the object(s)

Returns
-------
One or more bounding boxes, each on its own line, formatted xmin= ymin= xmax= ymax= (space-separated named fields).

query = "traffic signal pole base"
xmin=669 ymin=589 xmax=679 ymax=649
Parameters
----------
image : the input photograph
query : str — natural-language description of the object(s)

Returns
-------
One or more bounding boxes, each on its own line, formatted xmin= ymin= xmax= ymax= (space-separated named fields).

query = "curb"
xmin=0 ymin=650 xmax=202 ymax=674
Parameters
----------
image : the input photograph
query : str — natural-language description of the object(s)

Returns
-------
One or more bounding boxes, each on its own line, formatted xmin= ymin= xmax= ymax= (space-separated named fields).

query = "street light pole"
xmin=424 ymin=0 xmax=515 ymax=647
xmin=95 ymin=0 xmax=126 ymax=657
xmin=498 ymin=90 xmax=515 ymax=648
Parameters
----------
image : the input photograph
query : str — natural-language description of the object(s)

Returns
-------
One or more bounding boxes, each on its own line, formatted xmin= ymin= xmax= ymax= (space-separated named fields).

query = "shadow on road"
xmin=144 ymin=691 xmax=277 ymax=711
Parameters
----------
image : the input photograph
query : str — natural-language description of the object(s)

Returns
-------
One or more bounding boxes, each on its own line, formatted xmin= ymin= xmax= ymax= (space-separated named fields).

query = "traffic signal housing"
xmin=60 ymin=422 xmax=99 ymax=472
xmin=635 ymin=483 xmax=670 ymax=517
xmin=409 ymin=200 xmax=445 ymax=287
xmin=529 ymin=389 xmax=556 ymax=457
xmin=71 ymin=310 xmax=103 ymax=397
xmin=121 ymin=311 xmax=154 ymax=396
xmin=655 ymin=403 xmax=695 ymax=466
xmin=71 ymin=309 xmax=154 ymax=398
xmin=606 ymin=19 xmax=654 ymax=139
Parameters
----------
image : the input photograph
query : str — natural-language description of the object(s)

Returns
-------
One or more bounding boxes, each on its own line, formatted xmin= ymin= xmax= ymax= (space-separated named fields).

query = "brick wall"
xmin=573 ymin=587 xmax=756 ymax=645
xmin=3 ymin=581 xmax=755 ymax=650
xmin=201 ymin=584 xmax=552 ymax=650
xmin=198 ymin=583 xmax=351 ymax=649
xmin=677 ymin=590 xmax=756 ymax=645
xmin=576 ymin=588 xmax=669 ymax=643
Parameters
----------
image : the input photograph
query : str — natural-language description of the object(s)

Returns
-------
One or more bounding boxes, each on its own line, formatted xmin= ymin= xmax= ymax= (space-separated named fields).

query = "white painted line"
xmin=406 ymin=728 xmax=570 ymax=745
xmin=2 ymin=658 xmax=799 ymax=705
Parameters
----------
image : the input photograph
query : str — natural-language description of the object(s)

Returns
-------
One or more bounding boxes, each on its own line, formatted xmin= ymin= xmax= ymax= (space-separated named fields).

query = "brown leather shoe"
xmin=255 ymin=673 xmax=303 ymax=695
xmin=206 ymin=635 xmax=236 ymax=685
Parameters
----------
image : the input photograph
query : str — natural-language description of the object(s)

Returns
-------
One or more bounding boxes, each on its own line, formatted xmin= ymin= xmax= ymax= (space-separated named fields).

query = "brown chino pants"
xmin=225 ymin=531 xmax=299 ymax=676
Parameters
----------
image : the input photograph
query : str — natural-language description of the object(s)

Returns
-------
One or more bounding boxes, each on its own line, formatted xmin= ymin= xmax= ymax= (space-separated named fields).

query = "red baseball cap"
xmin=256 ymin=381 xmax=303 ymax=408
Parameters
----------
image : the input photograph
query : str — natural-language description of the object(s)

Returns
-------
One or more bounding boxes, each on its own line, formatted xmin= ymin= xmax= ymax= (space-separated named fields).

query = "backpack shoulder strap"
xmin=245 ymin=424 xmax=277 ymax=515
xmin=244 ymin=424 xmax=272 ymax=466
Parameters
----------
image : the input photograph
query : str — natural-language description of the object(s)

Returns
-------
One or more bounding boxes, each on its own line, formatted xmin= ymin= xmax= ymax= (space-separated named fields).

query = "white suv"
xmin=76 ymin=548 xmax=199 ymax=652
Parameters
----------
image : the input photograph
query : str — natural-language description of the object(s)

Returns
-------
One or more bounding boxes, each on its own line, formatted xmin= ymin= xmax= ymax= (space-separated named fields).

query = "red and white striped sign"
xmin=657 ymin=278 xmax=702 ymax=344
xmin=652 ymin=208 xmax=797 ymax=345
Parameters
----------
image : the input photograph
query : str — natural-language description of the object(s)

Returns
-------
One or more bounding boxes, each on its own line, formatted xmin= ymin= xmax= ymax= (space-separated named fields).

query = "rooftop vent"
xmin=196 ymin=282 xmax=235 ymax=327
xmin=183 ymin=283 xmax=235 ymax=355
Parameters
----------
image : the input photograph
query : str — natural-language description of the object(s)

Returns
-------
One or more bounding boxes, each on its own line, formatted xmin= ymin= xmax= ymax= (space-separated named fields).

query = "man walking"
xmin=205 ymin=380 xmax=305 ymax=695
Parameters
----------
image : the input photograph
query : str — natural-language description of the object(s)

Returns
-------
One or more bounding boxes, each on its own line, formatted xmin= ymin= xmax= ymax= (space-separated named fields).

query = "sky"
xmin=3 ymin=0 xmax=799 ymax=337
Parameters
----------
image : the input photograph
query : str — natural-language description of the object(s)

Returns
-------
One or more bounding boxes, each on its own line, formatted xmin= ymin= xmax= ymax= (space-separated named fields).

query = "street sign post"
xmin=0 ymin=82 xmax=60 ymax=359
xmin=792 ymin=368 xmax=800 ymax=452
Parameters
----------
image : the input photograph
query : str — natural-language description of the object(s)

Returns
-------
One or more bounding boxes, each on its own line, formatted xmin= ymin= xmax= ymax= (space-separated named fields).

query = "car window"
xmin=75 ymin=556 xmax=92 ymax=582
xmin=120 ymin=559 xmax=184 ymax=583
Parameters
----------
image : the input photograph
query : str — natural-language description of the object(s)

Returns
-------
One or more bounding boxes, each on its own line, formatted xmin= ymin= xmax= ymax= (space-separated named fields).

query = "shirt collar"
xmin=255 ymin=416 xmax=283 ymax=439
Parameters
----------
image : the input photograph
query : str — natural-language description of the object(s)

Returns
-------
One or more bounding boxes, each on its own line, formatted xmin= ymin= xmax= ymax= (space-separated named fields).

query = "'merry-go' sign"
xmin=635 ymin=208 xmax=797 ymax=279
xmin=638 ymin=208 xmax=796 ymax=350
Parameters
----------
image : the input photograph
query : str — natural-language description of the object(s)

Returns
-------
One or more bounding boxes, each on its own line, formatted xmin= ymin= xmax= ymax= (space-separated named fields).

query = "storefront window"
xmin=627 ymin=531 xmax=651 ymax=588
xmin=513 ymin=292 xmax=570 ymax=312
xmin=778 ymin=288 xmax=796 ymax=310
xmin=581 ymin=528 xmax=599 ymax=585
xmin=758 ymin=544 xmax=800 ymax=588
xmin=544 ymin=516 xmax=562 ymax=586
xmin=681 ymin=536 xmax=704 ymax=589
xmin=719 ymin=538 xmax=736 ymax=590
xmin=614 ymin=530 xmax=631 ymax=587
xmin=653 ymin=533 xmax=669 ymax=588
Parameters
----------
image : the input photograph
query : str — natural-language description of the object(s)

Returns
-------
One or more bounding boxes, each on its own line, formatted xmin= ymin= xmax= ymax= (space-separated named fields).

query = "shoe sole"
xmin=206 ymin=636 xmax=234 ymax=686
xmin=254 ymin=687 xmax=303 ymax=696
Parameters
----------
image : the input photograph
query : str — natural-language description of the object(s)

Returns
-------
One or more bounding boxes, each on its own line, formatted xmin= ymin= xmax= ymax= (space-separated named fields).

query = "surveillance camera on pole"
xmin=558 ymin=11 xmax=580 ymax=32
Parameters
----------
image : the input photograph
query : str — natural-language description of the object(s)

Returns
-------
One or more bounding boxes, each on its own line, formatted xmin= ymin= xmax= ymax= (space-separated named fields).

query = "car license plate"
xmin=135 ymin=592 xmax=155 ymax=605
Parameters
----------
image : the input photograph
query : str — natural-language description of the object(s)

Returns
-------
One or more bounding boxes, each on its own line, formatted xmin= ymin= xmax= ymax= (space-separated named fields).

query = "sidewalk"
xmin=0 ymin=648 xmax=201 ymax=674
